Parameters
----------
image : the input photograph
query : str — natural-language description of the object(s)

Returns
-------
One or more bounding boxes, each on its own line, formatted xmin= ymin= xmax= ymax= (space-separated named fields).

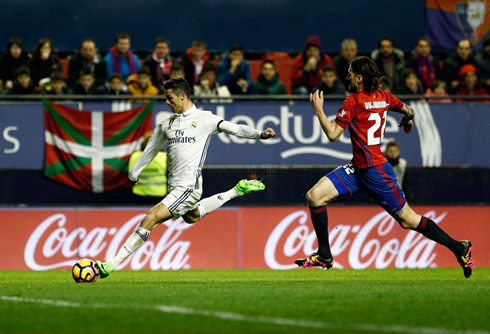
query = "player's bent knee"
xmin=183 ymin=215 xmax=198 ymax=224
xmin=306 ymin=188 xmax=335 ymax=207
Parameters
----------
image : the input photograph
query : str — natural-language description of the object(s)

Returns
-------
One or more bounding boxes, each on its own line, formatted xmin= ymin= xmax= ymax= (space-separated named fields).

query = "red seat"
xmin=59 ymin=59 xmax=69 ymax=78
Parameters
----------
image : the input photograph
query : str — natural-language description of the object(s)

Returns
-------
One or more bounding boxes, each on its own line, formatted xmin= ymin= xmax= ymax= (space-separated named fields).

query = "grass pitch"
xmin=1 ymin=268 xmax=489 ymax=334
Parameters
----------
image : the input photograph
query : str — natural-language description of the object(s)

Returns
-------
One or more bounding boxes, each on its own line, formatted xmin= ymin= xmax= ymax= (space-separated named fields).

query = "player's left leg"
xmin=296 ymin=163 xmax=361 ymax=269
xmin=182 ymin=179 xmax=265 ymax=224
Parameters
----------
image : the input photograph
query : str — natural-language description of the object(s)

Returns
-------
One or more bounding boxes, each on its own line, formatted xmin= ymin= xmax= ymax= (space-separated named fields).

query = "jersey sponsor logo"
xmin=168 ymin=130 xmax=196 ymax=145
xmin=365 ymin=101 xmax=388 ymax=109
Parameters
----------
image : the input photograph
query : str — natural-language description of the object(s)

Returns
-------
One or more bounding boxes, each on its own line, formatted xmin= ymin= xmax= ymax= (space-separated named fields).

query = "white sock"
xmin=110 ymin=226 xmax=151 ymax=269
xmin=197 ymin=188 xmax=239 ymax=220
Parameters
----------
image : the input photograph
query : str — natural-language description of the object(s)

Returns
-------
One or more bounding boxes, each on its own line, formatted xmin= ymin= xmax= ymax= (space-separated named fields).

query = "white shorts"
xmin=161 ymin=186 xmax=202 ymax=218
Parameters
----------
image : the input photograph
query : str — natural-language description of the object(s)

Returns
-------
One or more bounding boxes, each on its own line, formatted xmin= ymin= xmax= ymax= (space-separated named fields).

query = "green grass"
xmin=1 ymin=268 xmax=489 ymax=334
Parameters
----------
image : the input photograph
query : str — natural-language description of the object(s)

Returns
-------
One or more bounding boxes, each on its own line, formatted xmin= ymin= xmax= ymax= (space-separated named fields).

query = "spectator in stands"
xmin=105 ymin=33 xmax=141 ymax=83
xmin=291 ymin=35 xmax=334 ymax=94
xmin=7 ymin=66 xmax=38 ymax=95
xmin=168 ymin=63 xmax=185 ymax=81
xmin=406 ymin=37 xmax=440 ymax=91
xmin=29 ymin=39 xmax=61 ymax=86
xmin=143 ymin=37 xmax=172 ymax=92
xmin=193 ymin=62 xmax=231 ymax=98
xmin=218 ymin=44 xmax=252 ymax=94
xmin=312 ymin=65 xmax=345 ymax=96
xmin=253 ymin=60 xmax=287 ymax=95
xmin=43 ymin=71 xmax=69 ymax=95
xmin=475 ymin=36 xmax=490 ymax=93
xmin=443 ymin=39 xmax=478 ymax=93
xmin=182 ymin=40 xmax=210 ymax=90
xmin=333 ymin=39 xmax=357 ymax=90
xmin=127 ymin=66 xmax=159 ymax=101
xmin=100 ymin=73 xmax=130 ymax=95
xmin=0 ymin=38 xmax=30 ymax=90
xmin=68 ymin=39 xmax=107 ymax=89
xmin=385 ymin=141 xmax=411 ymax=201
xmin=456 ymin=64 xmax=488 ymax=102
xmin=371 ymin=37 xmax=405 ymax=92
xmin=425 ymin=80 xmax=452 ymax=103
xmin=394 ymin=69 xmax=425 ymax=95
xmin=72 ymin=69 xmax=99 ymax=95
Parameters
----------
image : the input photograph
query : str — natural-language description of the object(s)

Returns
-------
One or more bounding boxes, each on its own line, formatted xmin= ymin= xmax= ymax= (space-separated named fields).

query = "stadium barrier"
xmin=1 ymin=206 xmax=488 ymax=271
xmin=1 ymin=100 xmax=489 ymax=169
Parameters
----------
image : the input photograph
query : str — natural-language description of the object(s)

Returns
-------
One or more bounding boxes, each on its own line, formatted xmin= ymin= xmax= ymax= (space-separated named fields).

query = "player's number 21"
xmin=367 ymin=111 xmax=387 ymax=146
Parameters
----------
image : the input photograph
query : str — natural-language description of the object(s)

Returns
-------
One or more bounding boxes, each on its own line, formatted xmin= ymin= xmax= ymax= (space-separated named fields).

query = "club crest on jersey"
xmin=191 ymin=121 xmax=197 ymax=129
xmin=339 ymin=109 xmax=347 ymax=117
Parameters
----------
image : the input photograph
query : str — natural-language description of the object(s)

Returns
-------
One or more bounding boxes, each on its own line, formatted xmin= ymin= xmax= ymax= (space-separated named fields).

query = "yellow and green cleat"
xmin=234 ymin=179 xmax=265 ymax=196
xmin=95 ymin=260 xmax=114 ymax=279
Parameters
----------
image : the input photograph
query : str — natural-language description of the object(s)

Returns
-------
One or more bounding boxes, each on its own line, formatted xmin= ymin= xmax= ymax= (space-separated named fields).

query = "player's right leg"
xmin=95 ymin=194 xmax=178 ymax=278
xmin=296 ymin=164 xmax=360 ymax=270
xmin=395 ymin=203 xmax=473 ymax=278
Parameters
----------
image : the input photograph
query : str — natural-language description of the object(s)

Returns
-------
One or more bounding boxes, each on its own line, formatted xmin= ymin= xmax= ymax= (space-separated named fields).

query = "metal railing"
xmin=0 ymin=94 xmax=489 ymax=101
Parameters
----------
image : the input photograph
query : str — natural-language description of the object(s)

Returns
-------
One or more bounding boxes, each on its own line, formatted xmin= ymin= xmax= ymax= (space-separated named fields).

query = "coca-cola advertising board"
xmin=1 ymin=206 xmax=488 ymax=271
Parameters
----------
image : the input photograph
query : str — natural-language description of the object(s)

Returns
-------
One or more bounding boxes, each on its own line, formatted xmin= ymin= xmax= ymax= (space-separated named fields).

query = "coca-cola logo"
xmin=264 ymin=210 xmax=447 ymax=270
xmin=24 ymin=213 xmax=193 ymax=271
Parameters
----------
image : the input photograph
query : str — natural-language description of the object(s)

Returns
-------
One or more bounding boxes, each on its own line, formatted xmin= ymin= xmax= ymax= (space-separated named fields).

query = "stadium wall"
xmin=1 ymin=206 xmax=488 ymax=271
xmin=0 ymin=0 xmax=425 ymax=53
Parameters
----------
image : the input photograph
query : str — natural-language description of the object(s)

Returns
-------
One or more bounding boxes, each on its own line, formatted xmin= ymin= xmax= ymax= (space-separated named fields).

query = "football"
xmin=72 ymin=259 xmax=99 ymax=283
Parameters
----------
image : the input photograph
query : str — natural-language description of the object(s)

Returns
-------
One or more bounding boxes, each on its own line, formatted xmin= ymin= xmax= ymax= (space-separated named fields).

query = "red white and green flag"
xmin=43 ymin=100 xmax=154 ymax=192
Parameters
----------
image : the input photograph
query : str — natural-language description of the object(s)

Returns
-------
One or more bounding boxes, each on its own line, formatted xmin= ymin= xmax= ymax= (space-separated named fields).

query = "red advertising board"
xmin=0 ymin=206 xmax=488 ymax=271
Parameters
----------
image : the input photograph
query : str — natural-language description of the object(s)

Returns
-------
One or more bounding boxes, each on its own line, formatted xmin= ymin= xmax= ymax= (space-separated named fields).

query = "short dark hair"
xmin=16 ymin=65 xmax=30 ymax=77
xmin=79 ymin=69 xmax=94 ymax=78
xmin=164 ymin=78 xmax=191 ymax=100
xmin=416 ymin=37 xmax=430 ymax=46
xmin=229 ymin=44 xmax=243 ymax=53
xmin=192 ymin=39 xmax=206 ymax=48
xmin=115 ymin=33 xmax=130 ymax=43
xmin=378 ymin=37 xmax=395 ymax=49
xmin=322 ymin=64 xmax=336 ymax=74
xmin=109 ymin=73 xmax=124 ymax=82
xmin=50 ymin=71 xmax=65 ymax=82
xmin=202 ymin=62 xmax=216 ymax=74
xmin=137 ymin=66 xmax=151 ymax=76
xmin=431 ymin=80 xmax=446 ymax=91
xmin=386 ymin=141 xmax=399 ymax=149
xmin=402 ymin=69 xmax=417 ymax=81
xmin=7 ymin=38 xmax=23 ymax=51
xmin=261 ymin=60 xmax=275 ymax=69
xmin=350 ymin=56 xmax=383 ymax=91
xmin=155 ymin=37 xmax=169 ymax=47
xmin=170 ymin=63 xmax=184 ymax=72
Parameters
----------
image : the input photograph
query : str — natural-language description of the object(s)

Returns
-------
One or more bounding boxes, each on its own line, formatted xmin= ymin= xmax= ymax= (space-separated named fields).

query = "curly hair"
xmin=350 ymin=56 xmax=384 ymax=91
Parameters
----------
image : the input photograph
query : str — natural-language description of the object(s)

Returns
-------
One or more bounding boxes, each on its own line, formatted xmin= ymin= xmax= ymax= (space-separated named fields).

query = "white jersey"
xmin=129 ymin=104 xmax=262 ymax=190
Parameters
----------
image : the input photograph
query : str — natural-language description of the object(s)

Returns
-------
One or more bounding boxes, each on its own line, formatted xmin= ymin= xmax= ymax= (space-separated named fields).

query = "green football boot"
xmin=95 ymin=260 xmax=114 ymax=279
xmin=234 ymin=179 xmax=265 ymax=196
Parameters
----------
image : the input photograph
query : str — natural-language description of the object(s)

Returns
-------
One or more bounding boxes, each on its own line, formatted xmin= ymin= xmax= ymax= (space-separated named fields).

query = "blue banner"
xmin=0 ymin=101 xmax=489 ymax=168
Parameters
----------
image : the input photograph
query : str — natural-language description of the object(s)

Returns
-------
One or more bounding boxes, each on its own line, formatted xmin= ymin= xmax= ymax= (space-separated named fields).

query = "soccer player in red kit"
xmin=295 ymin=56 xmax=473 ymax=278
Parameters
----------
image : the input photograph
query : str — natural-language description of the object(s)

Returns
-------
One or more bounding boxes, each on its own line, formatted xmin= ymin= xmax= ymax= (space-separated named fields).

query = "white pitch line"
xmin=1 ymin=296 xmax=488 ymax=334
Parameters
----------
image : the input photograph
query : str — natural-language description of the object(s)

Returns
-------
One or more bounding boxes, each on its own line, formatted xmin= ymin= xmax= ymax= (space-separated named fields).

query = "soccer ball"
xmin=72 ymin=259 xmax=99 ymax=283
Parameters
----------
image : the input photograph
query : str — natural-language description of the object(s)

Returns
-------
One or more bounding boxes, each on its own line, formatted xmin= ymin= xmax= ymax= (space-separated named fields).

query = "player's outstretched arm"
xmin=128 ymin=125 xmax=168 ymax=184
xmin=396 ymin=103 xmax=415 ymax=134
xmin=218 ymin=121 xmax=276 ymax=140
xmin=310 ymin=90 xmax=344 ymax=141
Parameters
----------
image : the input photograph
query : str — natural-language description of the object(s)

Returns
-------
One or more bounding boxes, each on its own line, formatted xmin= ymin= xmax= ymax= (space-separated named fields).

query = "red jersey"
xmin=335 ymin=90 xmax=403 ymax=169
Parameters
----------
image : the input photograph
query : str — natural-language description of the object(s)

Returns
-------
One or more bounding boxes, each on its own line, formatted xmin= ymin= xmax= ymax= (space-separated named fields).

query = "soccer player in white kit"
xmin=96 ymin=78 xmax=276 ymax=278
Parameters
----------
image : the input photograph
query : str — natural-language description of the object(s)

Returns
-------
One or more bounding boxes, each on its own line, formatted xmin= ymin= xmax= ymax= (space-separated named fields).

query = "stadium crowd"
xmin=0 ymin=33 xmax=489 ymax=101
